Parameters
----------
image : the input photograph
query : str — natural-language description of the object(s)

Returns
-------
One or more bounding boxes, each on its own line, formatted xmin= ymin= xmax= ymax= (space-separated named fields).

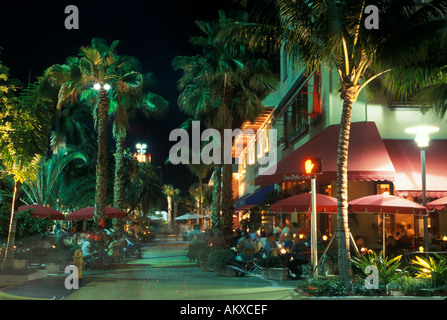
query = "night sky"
xmin=0 ymin=0 xmax=241 ymax=193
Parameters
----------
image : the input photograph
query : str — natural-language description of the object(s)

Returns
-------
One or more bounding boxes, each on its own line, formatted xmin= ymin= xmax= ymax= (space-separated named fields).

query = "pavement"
xmin=0 ymin=237 xmax=303 ymax=301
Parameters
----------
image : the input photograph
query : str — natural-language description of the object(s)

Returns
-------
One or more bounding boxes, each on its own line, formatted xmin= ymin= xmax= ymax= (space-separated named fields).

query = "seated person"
xmin=236 ymin=233 xmax=256 ymax=262
xmin=264 ymin=232 xmax=279 ymax=257
xmin=282 ymin=234 xmax=294 ymax=252
xmin=288 ymin=239 xmax=310 ymax=280
xmin=396 ymin=223 xmax=410 ymax=249
xmin=121 ymin=237 xmax=142 ymax=258
xmin=108 ymin=237 xmax=122 ymax=260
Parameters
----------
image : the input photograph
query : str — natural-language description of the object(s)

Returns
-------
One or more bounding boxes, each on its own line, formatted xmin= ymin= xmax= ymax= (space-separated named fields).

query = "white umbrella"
xmin=175 ymin=213 xmax=208 ymax=220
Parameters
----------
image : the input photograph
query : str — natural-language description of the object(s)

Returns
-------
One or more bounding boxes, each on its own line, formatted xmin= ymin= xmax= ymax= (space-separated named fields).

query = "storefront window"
xmin=375 ymin=182 xmax=393 ymax=195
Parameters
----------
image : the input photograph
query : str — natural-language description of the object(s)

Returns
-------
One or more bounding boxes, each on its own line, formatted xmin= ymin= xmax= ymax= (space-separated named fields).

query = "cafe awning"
xmin=383 ymin=139 xmax=447 ymax=198
xmin=234 ymin=185 xmax=275 ymax=211
xmin=255 ymin=122 xmax=395 ymax=186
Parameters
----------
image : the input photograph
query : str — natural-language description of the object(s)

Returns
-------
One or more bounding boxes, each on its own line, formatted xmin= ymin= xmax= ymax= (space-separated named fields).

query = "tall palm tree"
xmin=184 ymin=156 xmax=213 ymax=216
xmin=111 ymin=69 xmax=168 ymax=214
xmin=163 ymin=184 xmax=180 ymax=226
xmin=233 ymin=0 xmax=447 ymax=286
xmin=173 ymin=10 xmax=277 ymax=236
xmin=0 ymin=72 xmax=54 ymax=268
xmin=44 ymin=38 xmax=145 ymax=230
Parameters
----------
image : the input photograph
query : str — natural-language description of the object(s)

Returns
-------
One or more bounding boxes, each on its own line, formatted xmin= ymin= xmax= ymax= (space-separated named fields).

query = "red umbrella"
xmin=426 ymin=197 xmax=447 ymax=211
xmin=18 ymin=204 xmax=65 ymax=220
xmin=66 ymin=206 xmax=126 ymax=221
xmin=349 ymin=194 xmax=427 ymax=257
xmin=271 ymin=193 xmax=338 ymax=213
xmin=348 ymin=194 xmax=427 ymax=215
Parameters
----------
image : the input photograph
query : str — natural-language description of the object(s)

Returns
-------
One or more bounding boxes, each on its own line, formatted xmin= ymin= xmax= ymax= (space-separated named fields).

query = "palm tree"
xmin=111 ymin=69 xmax=168 ymax=214
xmin=44 ymin=38 xmax=145 ymax=230
xmin=162 ymin=184 xmax=180 ymax=226
xmin=0 ymin=70 xmax=53 ymax=268
xmin=414 ymin=70 xmax=447 ymax=116
xmin=21 ymin=146 xmax=93 ymax=213
xmin=233 ymin=0 xmax=447 ymax=286
xmin=184 ymin=157 xmax=213 ymax=216
xmin=173 ymin=10 xmax=277 ymax=236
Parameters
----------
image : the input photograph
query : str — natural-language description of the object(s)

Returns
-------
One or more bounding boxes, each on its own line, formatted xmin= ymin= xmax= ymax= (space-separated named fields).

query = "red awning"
xmin=255 ymin=122 xmax=395 ymax=186
xmin=383 ymin=140 xmax=447 ymax=198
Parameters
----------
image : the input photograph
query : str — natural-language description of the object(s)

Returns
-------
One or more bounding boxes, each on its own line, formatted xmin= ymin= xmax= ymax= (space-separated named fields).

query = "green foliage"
xmin=297 ymin=278 xmax=350 ymax=297
xmin=411 ymin=253 xmax=447 ymax=288
xmin=187 ymin=240 xmax=211 ymax=262
xmin=0 ymin=205 xmax=52 ymax=242
xmin=257 ymin=255 xmax=286 ymax=268
xmin=209 ymin=249 xmax=236 ymax=270
xmin=351 ymin=251 xmax=407 ymax=288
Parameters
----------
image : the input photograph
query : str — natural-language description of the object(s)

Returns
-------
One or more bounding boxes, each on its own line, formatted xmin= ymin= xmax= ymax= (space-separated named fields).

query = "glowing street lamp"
xmin=405 ymin=125 xmax=439 ymax=254
xmin=93 ymin=82 xmax=112 ymax=91
xmin=136 ymin=143 xmax=150 ymax=163
xmin=136 ymin=143 xmax=147 ymax=154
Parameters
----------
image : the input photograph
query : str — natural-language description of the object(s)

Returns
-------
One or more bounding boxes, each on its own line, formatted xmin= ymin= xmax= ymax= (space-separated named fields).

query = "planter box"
xmin=216 ymin=266 xmax=238 ymax=277
xmin=0 ymin=259 xmax=27 ymax=270
xmin=45 ymin=263 xmax=61 ymax=274
xmin=260 ymin=267 xmax=289 ymax=281
xmin=0 ymin=270 xmax=47 ymax=285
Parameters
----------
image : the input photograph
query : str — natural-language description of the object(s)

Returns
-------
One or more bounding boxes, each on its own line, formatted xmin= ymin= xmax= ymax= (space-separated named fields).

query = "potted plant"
xmin=258 ymin=255 xmax=289 ymax=281
xmin=209 ymin=249 xmax=238 ymax=277
xmin=11 ymin=248 xmax=29 ymax=270
xmin=187 ymin=240 xmax=211 ymax=271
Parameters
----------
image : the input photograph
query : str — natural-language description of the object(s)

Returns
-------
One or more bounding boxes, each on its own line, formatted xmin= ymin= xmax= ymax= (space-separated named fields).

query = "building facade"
xmin=232 ymin=50 xmax=447 ymax=250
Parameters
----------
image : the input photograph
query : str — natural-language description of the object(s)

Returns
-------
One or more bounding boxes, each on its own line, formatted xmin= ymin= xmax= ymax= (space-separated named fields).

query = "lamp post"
xmin=405 ymin=125 xmax=439 ymax=254
xmin=136 ymin=143 xmax=148 ymax=163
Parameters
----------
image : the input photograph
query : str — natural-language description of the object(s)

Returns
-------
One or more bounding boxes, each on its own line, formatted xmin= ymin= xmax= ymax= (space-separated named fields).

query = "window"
xmin=375 ymin=182 xmax=393 ymax=195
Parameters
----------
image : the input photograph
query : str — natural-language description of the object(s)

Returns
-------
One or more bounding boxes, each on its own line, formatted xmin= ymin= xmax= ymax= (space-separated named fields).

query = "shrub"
xmin=411 ymin=253 xmax=447 ymax=288
xmin=351 ymin=250 xmax=407 ymax=291
xmin=257 ymin=255 xmax=287 ymax=268
xmin=208 ymin=249 xmax=236 ymax=270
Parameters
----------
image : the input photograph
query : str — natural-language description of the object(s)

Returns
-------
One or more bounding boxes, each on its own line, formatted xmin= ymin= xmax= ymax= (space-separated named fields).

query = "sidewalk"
xmin=0 ymin=239 xmax=301 ymax=300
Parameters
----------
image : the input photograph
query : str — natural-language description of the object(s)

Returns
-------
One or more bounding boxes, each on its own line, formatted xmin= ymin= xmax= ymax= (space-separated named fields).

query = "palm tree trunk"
xmin=211 ymin=164 xmax=221 ymax=228
xmin=113 ymin=134 xmax=126 ymax=231
xmin=199 ymin=177 xmax=203 ymax=216
xmin=336 ymin=85 xmax=357 ymax=288
xmin=222 ymin=162 xmax=233 ymax=236
xmin=94 ymin=89 xmax=109 ymax=232
xmin=3 ymin=179 xmax=22 ymax=269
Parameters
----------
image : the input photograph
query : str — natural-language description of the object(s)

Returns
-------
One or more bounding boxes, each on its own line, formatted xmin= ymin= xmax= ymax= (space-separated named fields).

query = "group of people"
xmin=69 ymin=232 xmax=142 ymax=262
xmin=224 ymin=222 xmax=313 ymax=280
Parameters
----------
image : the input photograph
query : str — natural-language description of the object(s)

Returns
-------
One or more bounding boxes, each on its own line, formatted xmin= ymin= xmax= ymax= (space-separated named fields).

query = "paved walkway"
xmin=0 ymin=239 xmax=302 ymax=300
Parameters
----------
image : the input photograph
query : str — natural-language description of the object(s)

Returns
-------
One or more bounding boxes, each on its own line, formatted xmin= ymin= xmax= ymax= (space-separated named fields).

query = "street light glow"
xmin=136 ymin=143 xmax=147 ymax=154
xmin=405 ymin=125 xmax=439 ymax=148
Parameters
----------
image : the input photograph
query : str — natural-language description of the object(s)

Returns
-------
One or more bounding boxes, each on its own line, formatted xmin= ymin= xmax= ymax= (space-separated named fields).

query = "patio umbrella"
xmin=66 ymin=206 xmax=126 ymax=221
xmin=426 ymin=197 xmax=447 ymax=212
xmin=348 ymin=194 xmax=427 ymax=215
xmin=18 ymin=204 xmax=65 ymax=220
xmin=175 ymin=213 xmax=208 ymax=220
xmin=348 ymin=194 xmax=427 ymax=256
xmin=271 ymin=193 xmax=338 ymax=213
